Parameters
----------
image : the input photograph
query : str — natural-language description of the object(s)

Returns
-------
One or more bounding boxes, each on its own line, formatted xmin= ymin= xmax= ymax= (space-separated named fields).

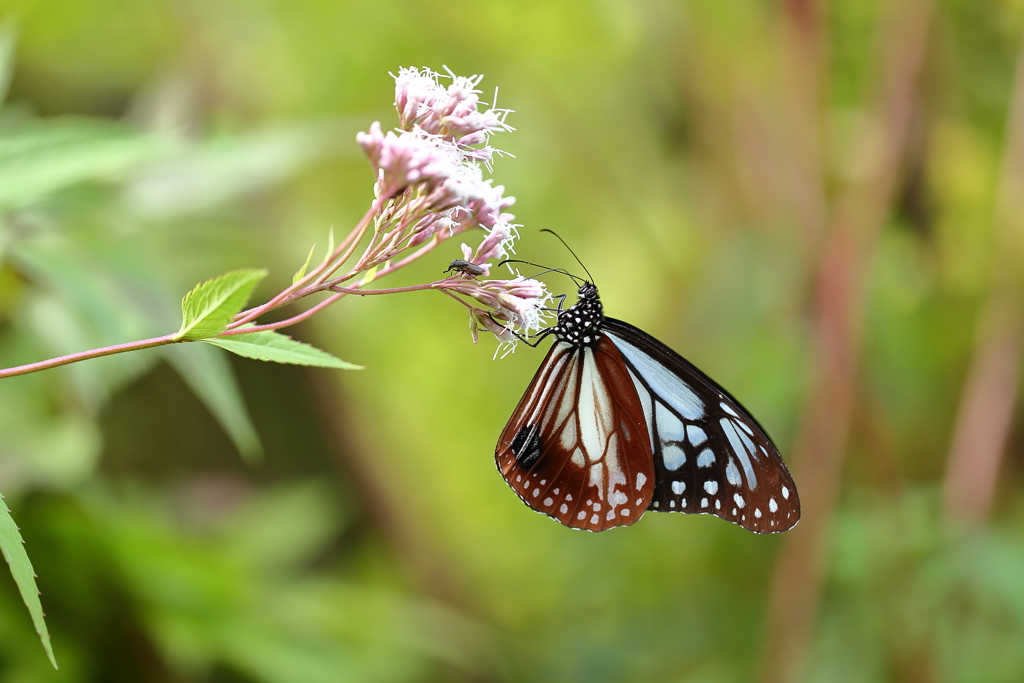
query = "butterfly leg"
xmin=486 ymin=313 xmax=555 ymax=348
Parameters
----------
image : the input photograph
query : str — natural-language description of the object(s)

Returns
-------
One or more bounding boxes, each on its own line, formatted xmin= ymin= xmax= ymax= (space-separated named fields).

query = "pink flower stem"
xmin=438 ymin=287 xmax=477 ymax=310
xmin=220 ymin=292 xmax=349 ymax=335
xmin=0 ymin=334 xmax=180 ymax=379
xmin=231 ymin=193 xmax=391 ymax=328
xmin=329 ymin=283 xmax=440 ymax=296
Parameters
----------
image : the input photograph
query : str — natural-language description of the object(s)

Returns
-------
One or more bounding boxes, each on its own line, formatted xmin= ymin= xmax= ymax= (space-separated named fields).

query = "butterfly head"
xmin=554 ymin=282 xmax=604 ymax=347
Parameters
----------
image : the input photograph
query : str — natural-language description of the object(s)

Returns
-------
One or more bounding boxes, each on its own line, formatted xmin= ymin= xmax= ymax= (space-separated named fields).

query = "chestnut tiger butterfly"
xmin=495 ymin=249 xmax=800 ymax=534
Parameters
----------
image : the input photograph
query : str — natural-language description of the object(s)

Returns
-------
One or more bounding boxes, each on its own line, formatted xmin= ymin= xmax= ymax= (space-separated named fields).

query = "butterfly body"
xmin=496 ymin=282 xmax=800 ymax=534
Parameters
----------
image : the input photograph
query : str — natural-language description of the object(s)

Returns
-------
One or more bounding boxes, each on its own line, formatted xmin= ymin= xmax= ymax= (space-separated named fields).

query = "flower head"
xmin=354 ymin=67 xmax=541 ymax=353
xmin=446 ymin=275 xmax=552 ymax=349
xmin=357 ymin=123 xmax=462 ymax=198
xmin=391 ymin=67 xmax=513 ymax=157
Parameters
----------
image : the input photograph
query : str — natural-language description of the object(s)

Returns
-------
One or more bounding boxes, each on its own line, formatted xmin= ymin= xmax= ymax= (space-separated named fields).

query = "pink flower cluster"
xmin=356 ymin=67 xmax=550 ymax=349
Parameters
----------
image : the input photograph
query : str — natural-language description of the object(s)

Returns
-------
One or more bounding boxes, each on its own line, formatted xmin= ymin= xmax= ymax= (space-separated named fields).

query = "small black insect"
xmin=444 ymin=259 xmax=487 ymax=277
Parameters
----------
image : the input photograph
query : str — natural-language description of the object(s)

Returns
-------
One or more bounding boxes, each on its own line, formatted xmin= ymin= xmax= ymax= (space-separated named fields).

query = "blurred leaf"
xmin=292 ymin=243 xmax=316 ymax=284
xmin=123 ymin=123 xmax=353 ymax=218
xmin=11 ymin=234 xmax=166 ymax=410
xmin=0 ymin=21 xmax=14 ymax=106
xmin=202 ymin=329 xmax=361 ymax=369
xmin=0 ymin=118 xmax=176 ymax=210
xmin=162 ymin=343 xmax=263 ymax=462
xmin=21 ymin=290 xmax=157 ymax=410
xmin=176 ymin=269 xmax=266 ymax=341
xmin=0 ymin=494 xmax=57 ymax=669
xmin=221 ymin=480 xmax=344 ymax=572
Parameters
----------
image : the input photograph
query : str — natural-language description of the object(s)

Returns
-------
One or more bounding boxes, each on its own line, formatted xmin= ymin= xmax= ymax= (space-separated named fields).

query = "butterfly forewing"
xmin=496 ymin=337 xmax=655 ymax=531
xmin=603 ymin=318 xmax=800 ymax=533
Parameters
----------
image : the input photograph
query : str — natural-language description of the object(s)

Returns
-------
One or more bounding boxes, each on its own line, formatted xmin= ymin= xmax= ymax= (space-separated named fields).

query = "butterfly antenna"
xmin=540 ymin=229 xmax=594 ymax=283
xmin=498 ymin=259 xmax=586 ymax=285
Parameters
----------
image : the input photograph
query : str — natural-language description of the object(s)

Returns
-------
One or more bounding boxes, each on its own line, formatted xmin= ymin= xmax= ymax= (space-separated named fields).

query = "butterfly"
xmin=495 ymin=279 xmax=800 ymax=533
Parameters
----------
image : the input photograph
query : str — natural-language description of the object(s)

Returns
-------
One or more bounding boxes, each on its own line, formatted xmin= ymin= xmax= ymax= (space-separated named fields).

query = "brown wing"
xmin=495 ymin=337 xmax=655 ymax=531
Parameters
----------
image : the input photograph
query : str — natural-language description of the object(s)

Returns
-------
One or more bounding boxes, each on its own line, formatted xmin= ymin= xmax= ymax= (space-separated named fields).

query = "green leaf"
xmin=292 ymin=244 xmax=316 ymax=284
xmin=175 ymin=269 xmax=267 ymax=341
xmin=202 ymin=329 xmax=361 ymax=369
xmin=0 ymin=494 xmax=57 ymax=669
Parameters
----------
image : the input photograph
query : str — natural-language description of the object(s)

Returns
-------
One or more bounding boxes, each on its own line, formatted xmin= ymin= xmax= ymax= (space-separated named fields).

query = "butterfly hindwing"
xmin=495 ymin=337 xmax=655 ymax=531
xmin=603 ymin=318 xmax=800 ymax=533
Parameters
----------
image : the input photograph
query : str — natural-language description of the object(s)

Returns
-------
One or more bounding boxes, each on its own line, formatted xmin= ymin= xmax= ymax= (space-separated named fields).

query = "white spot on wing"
xmin=671 ymin=481 xmax=686 ymax=495
xmin=769 ymin=498 xmax=778 ymax=513
xmin=559 ymin=416 xmax=577 ymax=450
xmin=701 ymin=498 xmax=709 ymax=508
xmin=662 ymin=444 xmax=686 ymax=470
xmin=543 ymin=497 xmax=553 ymax=506
xmin=697 ymin=450 xmax=715 ymax=468
xmin=782 ymin=486 xmax=789 ymax=500
xmin=725 ymin=458 xmax=741 ymax=486
xmin=571 ymin=448 xmax=585 ymax=468
xmin=721 ymin=419 xmax=757 ymax=489
xmin=704 ymin=480 xmax=718 ymax=495
xmin=560 ymin=503 xmax=568 ymax=514
xmin=578 ymin=348 xmax=613 ymax=463
xmin=655 ymin=402 xmax=686 ymax=442
xmin=635 ymin=472 xmax=647 ymax=491
xmin=687 ymin=425 xmax=707 ymax=447
xmin=755 ymin=508 xmax=762 ymax=518
xmin=589 ymin=462 xmax=605 ymax=499
xmin=720 ymin=402 xmax=739 ymax=417
xmin=733 ymin=493 xmax=745 ymax=508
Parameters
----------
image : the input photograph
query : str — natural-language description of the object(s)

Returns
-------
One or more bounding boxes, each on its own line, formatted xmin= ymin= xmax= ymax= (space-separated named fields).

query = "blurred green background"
xmin=2 ymin=0 xmax=1024 ymax=681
